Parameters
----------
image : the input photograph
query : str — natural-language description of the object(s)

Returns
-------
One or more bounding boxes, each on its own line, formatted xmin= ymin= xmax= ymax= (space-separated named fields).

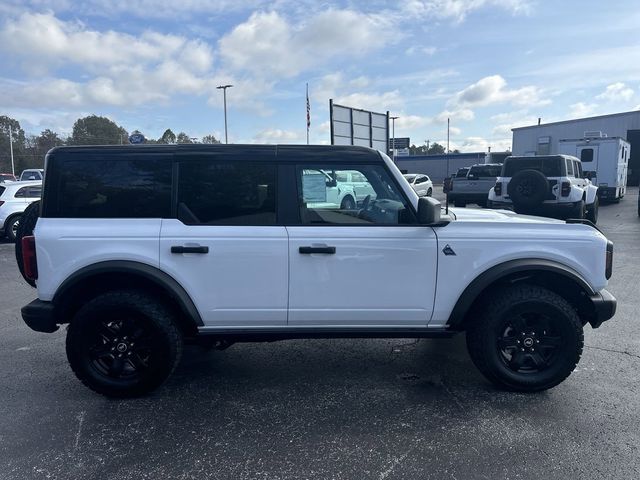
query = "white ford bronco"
xmin=488 ymin=154 xmax=599 ymax=223
xmin=19 ymin=145 xmax=616 ymax=397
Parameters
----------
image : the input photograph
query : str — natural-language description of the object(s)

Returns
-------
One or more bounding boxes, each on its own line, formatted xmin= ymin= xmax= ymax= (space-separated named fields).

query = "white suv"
xmin=0 ymin=181 xmax=42 ymax=242
xmin=403 ymin=174 xmax=433 ymax=197
xmin=18 ymin=145 xmax=616 ymax=397
xmin=488 ymin=155 xmax=599 ymax=223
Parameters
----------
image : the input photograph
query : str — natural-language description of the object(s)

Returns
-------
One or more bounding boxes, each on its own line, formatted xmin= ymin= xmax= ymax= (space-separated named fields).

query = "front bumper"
xmin=21 ymin=299 xmax=59 ymax=333
xmin=588 ymin=289 xmax=617 ymax=328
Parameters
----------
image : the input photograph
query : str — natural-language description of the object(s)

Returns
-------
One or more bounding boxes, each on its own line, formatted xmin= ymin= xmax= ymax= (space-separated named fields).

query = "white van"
xmin=558 ymin=134 xmax=629 ymax=202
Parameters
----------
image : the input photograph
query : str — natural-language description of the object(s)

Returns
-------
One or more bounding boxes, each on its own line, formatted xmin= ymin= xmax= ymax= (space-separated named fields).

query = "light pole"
xmin=216 ymin=84 xmax=233 ymax=144
xmin=390 ymin=116 xmax=399 ymax=163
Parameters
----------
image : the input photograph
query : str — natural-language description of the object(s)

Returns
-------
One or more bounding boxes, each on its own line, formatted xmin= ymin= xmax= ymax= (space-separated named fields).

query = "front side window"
xmin=298 ymin=164 xmax=415 ymax=225
xmin=575 ymin=161 xmax=583 ymax=178
xmin=178 ymin=161 xmax=277 ymax=225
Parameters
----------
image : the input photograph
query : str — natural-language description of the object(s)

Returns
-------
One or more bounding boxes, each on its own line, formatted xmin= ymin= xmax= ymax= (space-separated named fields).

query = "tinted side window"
xmin=298 ymin=164 xmax=415 ymax=225
xmin=575 ymin=161 xmax=583 ymax=178
xmin=51 ymin=158 xmax=172 ymax=218
xmin=566 ymin=159 xmax=574 ymax=176
xmin=15 ymin=187 xmax=29 ymax=198
xmin=581 ymin=149 xmax=594 ymax=162
xmin=177 ymin=161 xmax=277 ymax=225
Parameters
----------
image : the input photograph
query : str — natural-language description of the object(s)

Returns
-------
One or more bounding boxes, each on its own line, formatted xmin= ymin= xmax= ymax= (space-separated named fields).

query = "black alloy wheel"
xmin=67 ymin=291 xmax=182 ymax=397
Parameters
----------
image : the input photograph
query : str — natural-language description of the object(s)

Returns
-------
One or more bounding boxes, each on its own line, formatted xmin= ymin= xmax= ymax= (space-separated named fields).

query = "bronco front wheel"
xmin=466 ymin=284 xmax=583 ymax=392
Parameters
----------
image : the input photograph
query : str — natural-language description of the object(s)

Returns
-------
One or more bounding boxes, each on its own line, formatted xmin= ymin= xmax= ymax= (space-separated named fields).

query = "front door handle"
xmin=299 ymin=246 xmax=336 ymax=254
xmin=171 ymin=245 xmax=209 ymax=254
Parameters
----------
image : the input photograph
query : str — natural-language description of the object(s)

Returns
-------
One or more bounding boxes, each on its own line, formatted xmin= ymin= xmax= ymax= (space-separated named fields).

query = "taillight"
xmin=605 ymin=241 xmax=613 ymax=280
xmin=561 ymin=181 xmax=571 ymax=197
xmin=22 ymin=235 xmax=38 ymax=281
xmin=494 ymin=181 xmax=502 ymax=196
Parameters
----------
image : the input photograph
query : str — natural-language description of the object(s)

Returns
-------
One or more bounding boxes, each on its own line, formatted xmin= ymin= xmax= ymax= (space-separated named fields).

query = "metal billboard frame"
xmin=329 ymin=99 xmax=389 ymax=154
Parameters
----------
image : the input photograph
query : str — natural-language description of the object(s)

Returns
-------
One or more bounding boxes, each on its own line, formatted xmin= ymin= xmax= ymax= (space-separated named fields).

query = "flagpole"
xmin=306 ymin=83 xmax=310 ymax=145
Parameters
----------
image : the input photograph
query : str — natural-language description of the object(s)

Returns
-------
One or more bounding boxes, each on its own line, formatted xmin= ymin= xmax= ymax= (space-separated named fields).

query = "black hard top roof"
xmin=47 ymin=143 xmax=383 ymax=162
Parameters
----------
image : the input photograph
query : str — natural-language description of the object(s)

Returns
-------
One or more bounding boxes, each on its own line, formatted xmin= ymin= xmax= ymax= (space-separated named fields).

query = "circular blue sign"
xmin=128 ymin=133 xmax=146 ymax=144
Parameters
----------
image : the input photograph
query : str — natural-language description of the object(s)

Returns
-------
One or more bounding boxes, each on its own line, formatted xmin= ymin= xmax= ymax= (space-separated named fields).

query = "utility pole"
xmin=390 ymin=116 xmax=399 ymax=163
xmin=447 ymin=118 xmax=450 ymax=154
xmin=216 ymin=84 xmax=233 ymax=144
xmin=8 ymin=125 xmax=15 ymax=176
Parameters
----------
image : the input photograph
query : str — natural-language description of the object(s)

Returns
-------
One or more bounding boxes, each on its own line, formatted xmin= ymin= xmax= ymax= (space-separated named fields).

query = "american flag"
xmin=306 ymin=84 xmax=311 ymax=128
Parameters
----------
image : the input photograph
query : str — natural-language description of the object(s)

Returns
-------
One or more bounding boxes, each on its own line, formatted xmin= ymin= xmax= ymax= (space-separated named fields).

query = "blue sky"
xmin=1 ymin=0 xmax=639 ymax=151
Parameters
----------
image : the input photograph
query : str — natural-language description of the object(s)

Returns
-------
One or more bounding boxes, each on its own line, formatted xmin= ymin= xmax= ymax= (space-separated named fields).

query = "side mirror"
xmin=417 ymin=196 xmax=441 ymax=224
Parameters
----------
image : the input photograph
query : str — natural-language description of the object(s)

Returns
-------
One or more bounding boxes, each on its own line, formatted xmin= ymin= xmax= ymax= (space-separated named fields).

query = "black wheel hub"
xmin=497 ymin=313 xmax=562 ymax=373
xmin=88 ymin=319 xmax=153 ymax=379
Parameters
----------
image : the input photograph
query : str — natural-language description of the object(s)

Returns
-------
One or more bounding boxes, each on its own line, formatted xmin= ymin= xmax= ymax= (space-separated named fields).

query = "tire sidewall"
xmin=66 ymin=292 xmax=181 ymax=397
xmin=6 ymin=215 xmax=20 ymax=242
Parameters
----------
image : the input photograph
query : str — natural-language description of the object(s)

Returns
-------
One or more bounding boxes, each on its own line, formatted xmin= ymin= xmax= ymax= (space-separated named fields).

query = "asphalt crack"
xmin=585 ymin=344 xmax=640 ymax=360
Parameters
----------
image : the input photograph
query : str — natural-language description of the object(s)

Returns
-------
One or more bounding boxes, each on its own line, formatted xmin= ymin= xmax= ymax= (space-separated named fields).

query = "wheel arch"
xmin=446 ymin=259 xmax=596 ymax=331
xmin=53 ymin=260 xmax=203 ymax=335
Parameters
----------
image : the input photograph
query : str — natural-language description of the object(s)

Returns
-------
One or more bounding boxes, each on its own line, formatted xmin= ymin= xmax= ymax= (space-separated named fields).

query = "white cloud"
xmin=403 ymin=0 xmax=532 ymax=22
xmin=395 ymin=115 xmax=431 ymax=129
xmin=449 ymin=136 xmax=512 ymax=153
xmin=252 ymin=128 xmax=303 ymax=143
xmin=405 ymin=45 xmax=437 ymax=56
xmin=335 ymin=91 xmax=404 ymax=111
xmin=435 ymin=108 xmax=475 ymax=123
xmin=450 ymin=75 xmax=550 ymax=108
xmin=596 ymin=82 xmax=634 ymax=102
xmin=218 ymin=10 xmax=394 ymax=78
xmin=568 ymin=102 xmax=598 ymax=119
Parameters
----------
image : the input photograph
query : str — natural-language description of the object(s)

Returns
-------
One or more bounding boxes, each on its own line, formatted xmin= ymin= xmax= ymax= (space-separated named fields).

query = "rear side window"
xmin=566 ymin=159 xmax=574 ymax=176
xmin=177 ymin=161 xmax=277 ymax=225
xmin=580 ymin=149 xmax=594 ymax=162
xmin=0 ymin=186 xmax=5 ymax=197
xmin=15 ymin=186 xmax=41 ymax=198
xmin=49 ymin=158 xmax=172 ymax=218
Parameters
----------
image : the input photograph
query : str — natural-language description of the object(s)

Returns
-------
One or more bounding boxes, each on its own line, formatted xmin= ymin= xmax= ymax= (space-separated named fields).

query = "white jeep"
xmin=18 ymin=145 xmax=616 ymax=397
xmin=488 ymin=155 xmax=599 ymax=223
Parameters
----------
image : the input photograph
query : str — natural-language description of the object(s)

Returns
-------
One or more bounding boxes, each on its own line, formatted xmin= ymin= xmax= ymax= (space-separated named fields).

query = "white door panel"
xmin=287 ymin=226 xmax=437 ymax=326
xmin=160 ymin=220 xmax=288 ymax=326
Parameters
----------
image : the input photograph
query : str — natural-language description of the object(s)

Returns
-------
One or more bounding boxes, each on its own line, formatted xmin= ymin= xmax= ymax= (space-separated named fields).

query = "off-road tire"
xmin=586 ymin=197 xmax=598 ymax=224
xmin=466 ymin=284 xmax=583 ymax=392
xmin=426 ymin=188 xmax=433 ymax=197
xmin=66 ymin=290 xmax=183 ymax=398
xmin=14 ymin=200 xmax=40 ymax=287
xmin=508 ymin=169 xmax=549 ymax=209
xmin=340 ymin=196 xmax=356 ymax=210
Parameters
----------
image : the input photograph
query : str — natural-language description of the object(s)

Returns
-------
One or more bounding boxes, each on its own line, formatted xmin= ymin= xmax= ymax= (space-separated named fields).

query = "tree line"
xmin=0 ymin=114 xmax=220 ymax=174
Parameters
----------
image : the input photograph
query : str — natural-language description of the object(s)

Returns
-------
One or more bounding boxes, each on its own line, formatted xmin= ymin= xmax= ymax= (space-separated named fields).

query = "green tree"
xmin=0 ymin=115 xmax=26 ymax=174
xmin=158 ymin=128 xmax=176 ymax=144
xmin=37 ymin=129 xmax=65 ymax=153
xmin=201 ymin=134 xmax=221 ymax=144
xmin=176 ymin=132 xmax=193 ymax=144
xmin=69 ymin=115 xmax=127 ymax=145
xmin=427 ymin=142 xmax=446 ymax=155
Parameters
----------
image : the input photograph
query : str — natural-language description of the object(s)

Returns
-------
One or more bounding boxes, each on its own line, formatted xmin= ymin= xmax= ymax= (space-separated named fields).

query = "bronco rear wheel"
xmin=66 ymin=290 xmax=183 ymax=397
xmin=466 ymin=284 xmax=583 ymax=392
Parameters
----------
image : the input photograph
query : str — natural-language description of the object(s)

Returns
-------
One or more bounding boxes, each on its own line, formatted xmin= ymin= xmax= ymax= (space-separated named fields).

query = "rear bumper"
xmin=589 ymin=289 xmax=617 ymax=328
xmin=21 ymin=299 xmax=59 ymax=333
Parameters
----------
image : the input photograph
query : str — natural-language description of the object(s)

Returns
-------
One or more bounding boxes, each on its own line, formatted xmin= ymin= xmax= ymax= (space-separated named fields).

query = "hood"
xmin=448 ymin=207 xmax=565 ymax=225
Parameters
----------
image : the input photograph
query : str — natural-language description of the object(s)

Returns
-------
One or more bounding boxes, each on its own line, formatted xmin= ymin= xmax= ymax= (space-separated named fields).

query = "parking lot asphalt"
xmin=1 ymin=189 xmax=639 ymax=480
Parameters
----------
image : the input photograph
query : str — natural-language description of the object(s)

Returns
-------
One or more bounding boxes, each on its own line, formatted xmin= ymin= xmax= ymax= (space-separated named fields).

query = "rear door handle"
xmin=171 ymin=245 xmax=209 ymax=254
xmin=299 ymin=246 xmax=336 ymax=254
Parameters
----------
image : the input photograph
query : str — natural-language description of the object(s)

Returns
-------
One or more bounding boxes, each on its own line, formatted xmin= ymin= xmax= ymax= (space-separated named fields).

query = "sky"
xmin=1 ymin=0 xmax=639 ymax=151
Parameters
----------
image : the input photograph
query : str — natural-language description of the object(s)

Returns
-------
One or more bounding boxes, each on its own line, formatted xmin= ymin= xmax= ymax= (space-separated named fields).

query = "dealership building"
xmin=512 ymin=110 xmax=640 ymax=185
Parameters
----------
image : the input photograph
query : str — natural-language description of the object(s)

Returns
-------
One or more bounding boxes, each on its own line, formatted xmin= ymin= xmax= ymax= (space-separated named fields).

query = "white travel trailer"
xmin=558 ymin=133 xmax=630 ymax=202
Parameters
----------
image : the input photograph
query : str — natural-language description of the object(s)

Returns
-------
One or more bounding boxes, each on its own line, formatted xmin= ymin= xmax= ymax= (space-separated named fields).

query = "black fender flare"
xmin=446 ymin=258 xmax=595 ymax=329
xmin=53 ymin=260 xmax=204 ymax=326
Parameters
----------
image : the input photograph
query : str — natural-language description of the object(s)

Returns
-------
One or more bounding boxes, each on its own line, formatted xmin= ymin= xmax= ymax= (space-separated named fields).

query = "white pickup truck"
xmin=18 ymin=145 xmax=616 ymax=397
xmin=447 ymin=163 xmax=502 ymax=207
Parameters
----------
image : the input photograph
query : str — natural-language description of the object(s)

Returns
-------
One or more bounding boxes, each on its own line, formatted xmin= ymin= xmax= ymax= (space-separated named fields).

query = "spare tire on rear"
xmin=15 ymin=200 xmax=40 ymax=288
xmin=507 ymin=169 xmax=548 ymax=211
